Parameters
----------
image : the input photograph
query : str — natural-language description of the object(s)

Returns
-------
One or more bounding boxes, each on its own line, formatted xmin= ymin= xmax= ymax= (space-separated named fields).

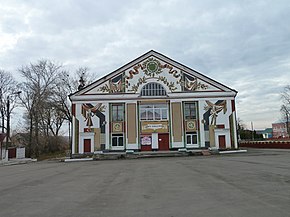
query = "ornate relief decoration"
xmin=112 ymin=122 xmax=123 ymax=132
xmin=157 ymin=76 xmax=177 ymax=91
xmin=129 ymin=76 xmax=147 ymax=93
xmin=204 ymin=100 xmax=227 ymax=126
xmin=82 ymin=103 xmax=106 ymax=130
xmin=125 ymin=64 xmax=144 ymax=80
xmin=95 ymin=57 xmax=213 ymax=94
xmin=182 ymin=74 xmax=208 ymax=91
xmin=142 ymin=58 xmax=163 ymax=77
xmin=98 ymin=74 xmax=124 ymax=93
xmin=161 ymin=63 xmax=181 ymax=79
xmin=185 ymin=120 xmax=197 ymax=131
xmin=125 ymin=57 xmax=183 ymax=93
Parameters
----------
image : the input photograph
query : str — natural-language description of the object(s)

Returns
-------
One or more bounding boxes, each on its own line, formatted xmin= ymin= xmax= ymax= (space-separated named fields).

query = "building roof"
xmin=263 ymin=128 xmax=273 ymax=134
xmin=70 ymin=50 xmax=237 ymax=101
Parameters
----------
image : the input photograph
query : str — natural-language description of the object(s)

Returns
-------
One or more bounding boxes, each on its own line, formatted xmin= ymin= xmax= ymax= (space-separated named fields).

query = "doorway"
xmin=218 ymin=135 xmax=226 ymax=149
xmin=158 ymin=134 xmax=169 ymax=151
xmin=84 ymin=139 xmax=91 ymax=152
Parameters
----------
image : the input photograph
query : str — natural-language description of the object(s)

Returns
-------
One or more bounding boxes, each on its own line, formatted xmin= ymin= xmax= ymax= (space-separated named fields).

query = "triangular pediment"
xmin=72 ymin=50 xmax=237 ymax=97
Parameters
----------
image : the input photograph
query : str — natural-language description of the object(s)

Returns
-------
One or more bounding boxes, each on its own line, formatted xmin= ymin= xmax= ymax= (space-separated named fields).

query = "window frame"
xmin=140 ymin=82 xmax=166 ymax=96
xmin=186 ymin=132 xmax=198 ymax=146
xmin=111 ymin=104 xmax=124 ymax=122
xmin=111 ymin=133 xmax=124 ymax=147
xmin=140 ymin=104 xmax=168 ymax=121
xmin=184 ymin=102 xmax=197 ymax=120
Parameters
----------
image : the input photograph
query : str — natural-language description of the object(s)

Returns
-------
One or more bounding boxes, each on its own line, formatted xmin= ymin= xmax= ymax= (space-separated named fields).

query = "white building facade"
xmin=70 ymin=50 xmax=238 ymax=154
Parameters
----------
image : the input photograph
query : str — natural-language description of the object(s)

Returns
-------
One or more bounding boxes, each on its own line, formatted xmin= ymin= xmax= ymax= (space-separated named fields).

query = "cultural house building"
xmin=69 ymin=50 xmax=238 ymax=154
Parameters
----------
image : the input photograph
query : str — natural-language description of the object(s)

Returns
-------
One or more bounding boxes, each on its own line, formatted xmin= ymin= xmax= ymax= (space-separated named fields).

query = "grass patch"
xmin=37 ymin=151 xmax=67 ymax=161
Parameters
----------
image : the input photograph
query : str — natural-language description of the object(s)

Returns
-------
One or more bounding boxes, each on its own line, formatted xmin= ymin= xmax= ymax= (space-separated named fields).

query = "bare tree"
xmin=0 ymin=70 xmax=18 ymax=134
xmin=281 ymin=85 xmax=290 ymax=104
xmin=0 ymin=70 xmax=19 ymax=159
xmin=55 ymin=67 xmax=96 ymax=123
xmin=18 ymin=61 xmax=96 ymax=157
xmin=281 ymin=85 xmax=290 ymax=136
xmin=0 ymin=70 xmax=18 ymax=136
xmin=19 ymin=60 xmax=63 ymax=157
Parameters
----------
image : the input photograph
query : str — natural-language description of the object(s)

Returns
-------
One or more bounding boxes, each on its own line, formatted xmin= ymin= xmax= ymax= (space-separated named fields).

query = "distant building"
xmin=272 ymin=122 xmax=289 ymax=138
xmin=262 ymin=128 xmax=273 ymax=139
xmin=69 ymin=50 xmax=238 ymax=153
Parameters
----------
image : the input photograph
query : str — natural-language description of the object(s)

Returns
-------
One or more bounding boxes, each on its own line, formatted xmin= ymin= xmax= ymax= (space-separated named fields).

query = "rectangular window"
xmin=186 ymin=133 xmax=198 ymax=145
xmin=161 ymin=108 xmax=167 ymax=120
xmin=184 ymin=102 xmax=197 ymax=120
xmin=139 ymin=104 xmax=168 ymax=121
xmin=112 ymin=134 xmax=124 ymax=147
xmin=112 ymin=104 xmax=124 ymax=121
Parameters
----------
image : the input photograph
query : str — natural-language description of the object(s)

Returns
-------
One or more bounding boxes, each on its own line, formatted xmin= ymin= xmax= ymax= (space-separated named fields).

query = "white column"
xmin=152 ymin=133 xmax=158 ymax=149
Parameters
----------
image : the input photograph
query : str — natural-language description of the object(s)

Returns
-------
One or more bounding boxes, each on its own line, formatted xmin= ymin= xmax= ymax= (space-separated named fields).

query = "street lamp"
xmin=6 ymin=91 xmax=21 ymax=150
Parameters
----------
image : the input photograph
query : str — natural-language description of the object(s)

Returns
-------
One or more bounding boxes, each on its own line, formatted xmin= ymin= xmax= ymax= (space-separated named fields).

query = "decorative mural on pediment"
xmin=94 ymin=57 xmax=219 ymax=94
xmin=125 ymin=58 xmax=182 ymax=93
xmin=124 ymin=57 xmax=211 ymax=93
xmin=182 ymin=73 xmax=208 ymax=92
xmin=97 ymin=74 xmax=124 ymax=93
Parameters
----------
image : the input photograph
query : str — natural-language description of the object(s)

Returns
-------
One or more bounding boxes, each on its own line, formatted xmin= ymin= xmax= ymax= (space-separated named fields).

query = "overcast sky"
xmin=1 ymin=0 xmax=290 ymax=129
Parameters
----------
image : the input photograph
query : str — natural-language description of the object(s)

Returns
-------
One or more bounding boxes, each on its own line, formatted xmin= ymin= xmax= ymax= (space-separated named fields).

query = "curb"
xmin=0 ymin=158 xmax=37 ymax=166
xmin=219 ymin=150 xmax=248 ymax=154
xmin=62 ymin=149 xmax=248 ymax=162
xmin=63 ymin=158 xmax=94 ymax=162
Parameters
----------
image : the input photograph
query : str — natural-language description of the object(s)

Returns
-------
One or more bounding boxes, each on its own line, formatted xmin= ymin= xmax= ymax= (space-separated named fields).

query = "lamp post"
xmin=6 ymin=91 xmax=21 ymax=150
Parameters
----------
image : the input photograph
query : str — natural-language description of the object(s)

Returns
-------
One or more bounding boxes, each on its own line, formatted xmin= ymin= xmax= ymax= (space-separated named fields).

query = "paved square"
xmin=1 ymin=149 xmax=290 ymax=217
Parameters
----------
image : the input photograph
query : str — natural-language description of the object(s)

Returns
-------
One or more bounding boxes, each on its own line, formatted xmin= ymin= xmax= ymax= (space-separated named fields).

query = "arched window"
xmin=140 ymin=82 xmax=166 ymax=96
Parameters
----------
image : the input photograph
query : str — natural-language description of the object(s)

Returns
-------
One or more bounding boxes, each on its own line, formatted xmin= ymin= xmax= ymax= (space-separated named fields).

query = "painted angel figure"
xmin=204 ymin=100 xmax=227 ymax=126
xmin=85 ymin=109 xmax=94 ymax=128
xmin=82 ymin=103 xmax=103 ymax=129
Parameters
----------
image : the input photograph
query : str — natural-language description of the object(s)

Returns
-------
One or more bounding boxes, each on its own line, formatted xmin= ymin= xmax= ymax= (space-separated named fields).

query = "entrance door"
xmin=218 ymin=135 xmax=226 ymax=149
xmin=84 ymin=139 xmax=91 ymax=153
xmin=158 ymin=134 xmax=169 ymax=151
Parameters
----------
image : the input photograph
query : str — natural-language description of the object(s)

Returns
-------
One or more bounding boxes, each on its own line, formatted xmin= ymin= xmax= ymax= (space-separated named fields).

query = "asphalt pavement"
xmin=0 ymin=149 xmax=290 ymax=217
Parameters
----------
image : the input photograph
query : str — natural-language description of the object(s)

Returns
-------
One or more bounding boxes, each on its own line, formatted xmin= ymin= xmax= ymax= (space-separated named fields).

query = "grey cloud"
xmin=1 ymin=0 xmax=290 ymax=129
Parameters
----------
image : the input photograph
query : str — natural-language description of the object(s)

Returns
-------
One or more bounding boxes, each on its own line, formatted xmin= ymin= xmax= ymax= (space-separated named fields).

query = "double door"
xmin=141 ymin=133 xmax=169 ymax=151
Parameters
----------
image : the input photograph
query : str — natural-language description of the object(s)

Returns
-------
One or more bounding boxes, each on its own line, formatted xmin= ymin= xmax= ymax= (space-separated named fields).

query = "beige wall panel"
xmin=127 ymin=103 xmax=137 ymax=144
xmin=171 ymin=102 xmax=183 ymax=142
xmin=100 ymin=134 xmax=106 ymax=144
xmin=94 ymin=128 xmax=101 ymax=151
xmin=209 ymin=125 xmax=215 ymax=147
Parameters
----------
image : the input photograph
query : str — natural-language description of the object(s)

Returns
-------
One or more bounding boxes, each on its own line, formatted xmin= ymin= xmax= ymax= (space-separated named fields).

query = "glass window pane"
xmin=192 ymin=134 xmax=197 ymax=144
xmin=162 ymin=109 xmax=167 ymax=120
xmin=147 ymin=109 xmax=153 ymax=120
xmin=118 ymin=137 xmax=123 ymax=146
xmin=112 ymin=105 xmax=124 ymax=121
xmin=190 ymin=104 xmax=196 ymax=119
xmin=117 ymin=105 xmax=124 ymax=121
xmin=112 ymin=137 xmax=118 ymax=146
xmin=184 ymin=104 xmax=190 ymax=119
xmin=184 ymin=103 xmax=197 ymax=119
xmin=140 ymin=108 xmax=146 ymax=120
xmin=186 ymin=135 xmax=191 ymax=145
xmin=155 ymin=108 xmax=161 ymax=120
xmin=112 ymin=109 xmax=118 ymax=121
